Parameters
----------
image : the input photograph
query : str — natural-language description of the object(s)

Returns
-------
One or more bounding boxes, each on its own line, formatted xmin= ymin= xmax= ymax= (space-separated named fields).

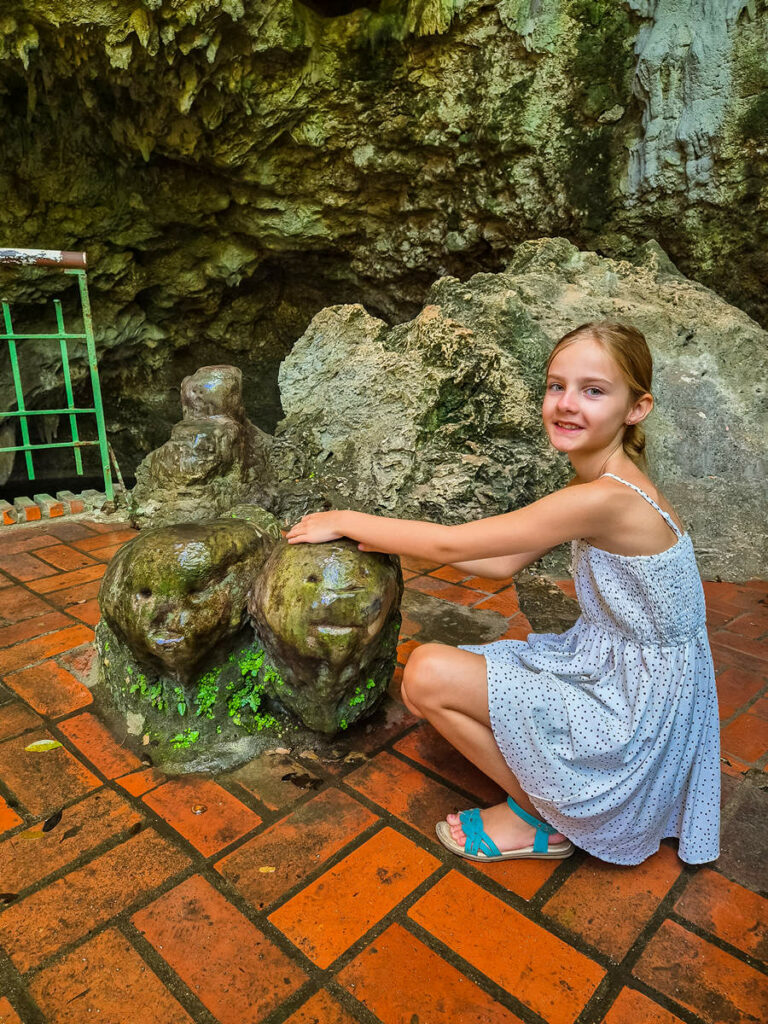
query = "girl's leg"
xmin=401 ymin=642 xmax=565 ymax=851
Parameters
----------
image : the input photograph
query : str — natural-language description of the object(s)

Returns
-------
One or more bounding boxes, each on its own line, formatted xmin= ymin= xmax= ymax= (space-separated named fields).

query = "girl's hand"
xmin=285 ymin=511 xmax=346 ymax=545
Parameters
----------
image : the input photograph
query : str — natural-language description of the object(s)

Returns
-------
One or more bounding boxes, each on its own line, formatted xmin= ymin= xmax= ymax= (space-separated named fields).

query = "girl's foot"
xmin=447 ymin=800 xmax=566 ymax=852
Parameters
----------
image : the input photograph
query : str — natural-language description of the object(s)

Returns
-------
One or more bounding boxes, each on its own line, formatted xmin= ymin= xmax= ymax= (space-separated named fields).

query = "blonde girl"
xmin=286 ymin=322 xmax=720 ymax=866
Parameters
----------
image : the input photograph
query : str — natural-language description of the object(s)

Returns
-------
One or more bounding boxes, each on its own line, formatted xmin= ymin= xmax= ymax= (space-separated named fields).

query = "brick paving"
xmin=0 ymin=520 xmax=766 ymax=1024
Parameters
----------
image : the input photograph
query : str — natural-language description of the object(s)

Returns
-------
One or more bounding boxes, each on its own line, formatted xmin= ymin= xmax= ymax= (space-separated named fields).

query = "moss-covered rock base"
xmin=93 ymin=619 xmax=397 ymax=773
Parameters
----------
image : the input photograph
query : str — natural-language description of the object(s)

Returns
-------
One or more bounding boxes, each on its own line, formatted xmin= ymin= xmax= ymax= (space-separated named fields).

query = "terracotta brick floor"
xmin=0 ymin=519 xmax=766 ymax=1024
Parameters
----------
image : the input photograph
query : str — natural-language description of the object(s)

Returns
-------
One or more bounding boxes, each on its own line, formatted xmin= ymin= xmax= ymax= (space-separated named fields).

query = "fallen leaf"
xmin=344 ymin=751 xmax=367 ymax=764
xmin=24 ymin=739 xmax=62 ymax=753
xmin=17 ymin=828 xmax=44 ymax=841
xmin=269 ymin=747 xmax=291 ymax=755
xmin=298 ymin=749 xmax=321 ymax=763
xmin=258 ymin=866 xmax=276 ymax=874
xmin=42 ymin=809 xmax=63 ymax=833
xmin=191 ymin=804 xmax=207 ymax=815
xmin=322 ymin=747 xmax=345 ymax=762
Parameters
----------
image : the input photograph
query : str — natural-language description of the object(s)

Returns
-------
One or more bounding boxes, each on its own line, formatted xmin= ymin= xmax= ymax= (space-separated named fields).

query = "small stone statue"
xmin=130 ymin=365 xmax=275 ymax=528
xmin=99 ymin=518 xmax=275 ymax=683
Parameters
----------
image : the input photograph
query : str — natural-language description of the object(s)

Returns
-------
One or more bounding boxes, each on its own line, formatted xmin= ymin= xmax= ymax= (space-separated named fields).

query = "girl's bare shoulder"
xmin=577 ymin=471 xmax=686 ymax=548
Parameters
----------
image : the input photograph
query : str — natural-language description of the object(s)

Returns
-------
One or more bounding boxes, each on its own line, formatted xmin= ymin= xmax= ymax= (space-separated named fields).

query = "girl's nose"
xmin=556 ymin=388 xmax=579 ymax=411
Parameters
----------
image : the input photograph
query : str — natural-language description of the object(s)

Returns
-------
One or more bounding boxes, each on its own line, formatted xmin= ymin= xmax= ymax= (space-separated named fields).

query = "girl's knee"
xmin=401 ymin=643 xmax=448 ymax=712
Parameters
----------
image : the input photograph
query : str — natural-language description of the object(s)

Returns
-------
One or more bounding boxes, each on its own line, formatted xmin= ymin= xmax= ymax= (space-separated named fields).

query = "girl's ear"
xmin=626 ymin=392 xmax=653 ymax=426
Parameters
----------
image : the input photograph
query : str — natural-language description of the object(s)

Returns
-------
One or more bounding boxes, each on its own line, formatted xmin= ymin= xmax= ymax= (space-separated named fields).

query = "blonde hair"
xmin=546 ymin=321 xmax=653 ymax=465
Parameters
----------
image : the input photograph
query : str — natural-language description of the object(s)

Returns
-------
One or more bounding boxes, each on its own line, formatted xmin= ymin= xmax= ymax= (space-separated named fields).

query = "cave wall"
xmin=0 ymin=0 xmax=765 ymax=480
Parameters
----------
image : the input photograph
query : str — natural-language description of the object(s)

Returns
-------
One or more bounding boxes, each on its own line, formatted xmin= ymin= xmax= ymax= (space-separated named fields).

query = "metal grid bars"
xmin=0 ymin=249 xmax=113 ymax=498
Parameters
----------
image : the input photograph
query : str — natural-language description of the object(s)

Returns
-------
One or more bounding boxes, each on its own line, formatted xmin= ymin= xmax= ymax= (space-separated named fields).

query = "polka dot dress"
xmin=459 ymin=474 xmax=721 ymax=866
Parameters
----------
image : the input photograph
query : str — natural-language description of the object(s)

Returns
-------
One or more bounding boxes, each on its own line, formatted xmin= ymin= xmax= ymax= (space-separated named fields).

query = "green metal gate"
xmin=0 ymin=248 xmax=113 ymax=500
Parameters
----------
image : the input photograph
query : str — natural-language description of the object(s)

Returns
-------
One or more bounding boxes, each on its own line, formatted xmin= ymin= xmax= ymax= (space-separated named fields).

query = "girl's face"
xmin=542 ymin=336 xmax=641 ymax=457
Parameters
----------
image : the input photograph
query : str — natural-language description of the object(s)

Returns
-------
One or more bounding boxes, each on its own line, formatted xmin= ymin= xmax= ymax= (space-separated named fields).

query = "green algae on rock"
xmin=94 ymin=519 xmax=403 ymax=768
xmin=94 ymin=621 xmax=298 ymax=772
xmin=98 ymin=518 xmax=274 ymax=684
xmin=249 ymin=538 xmax=403 ymax=734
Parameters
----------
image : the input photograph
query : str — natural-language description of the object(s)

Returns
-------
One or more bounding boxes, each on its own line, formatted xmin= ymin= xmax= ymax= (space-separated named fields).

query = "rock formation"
xmin=98 ymin=518 xmax=275 ymax=683
xmin=95 ymin=518 xmax=402 ymax=769
xmin=0 ymin=1 xmax=764 ymax=483
xmin=268 ymin=239 xmax=767 ymax=580
xmin=249 ymin=539 xmax=402 ymax=734
xmin=130 ymin=365 xmax=275 ymax=527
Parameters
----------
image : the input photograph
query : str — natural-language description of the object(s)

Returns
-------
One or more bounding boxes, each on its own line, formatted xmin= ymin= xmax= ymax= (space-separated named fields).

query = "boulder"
xmin=269 ymin=300 xmax=569 ymax=525
xmin=270 ymin=239 xmax=767 ymax=580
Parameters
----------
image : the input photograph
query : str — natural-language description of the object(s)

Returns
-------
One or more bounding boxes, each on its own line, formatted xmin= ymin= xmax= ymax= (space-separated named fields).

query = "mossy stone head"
xmin=99 ymin=520 xmax=271 ymax=683
xmin=181 ymin=365 xmax=245 ymax=421
xmin=248 ymin=539 xmax=402 ymax=732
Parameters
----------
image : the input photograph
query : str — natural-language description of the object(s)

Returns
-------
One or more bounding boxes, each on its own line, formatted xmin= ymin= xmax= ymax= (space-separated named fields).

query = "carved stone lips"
xmin=149 ymin=631 xmax=185 ymax=648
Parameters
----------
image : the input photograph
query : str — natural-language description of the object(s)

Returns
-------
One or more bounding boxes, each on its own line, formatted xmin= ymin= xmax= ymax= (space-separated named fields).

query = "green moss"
xmin=194 ymin=667 xmax=221 ymax=719
xmin=223 ymin=642 xmax=284 ymax=734
xmin=348 ymin=686 xmax=366 ymax=707
xmin=561 ymin=0 xmax=637 ymax=232
xmin=125 ymin=637 xmax=287 ymax=739
xmin=170 ymin=727 xmax=200 ymax=749
xmin=129 ymin=673 xmax=166 ymax=711
xmin=173 ymin=686 xmax=187 ymax=716
xmin=741 ymin=93 xmax=768 ymax=144
xmin=422 ymin=379 xmax=468 ymax=433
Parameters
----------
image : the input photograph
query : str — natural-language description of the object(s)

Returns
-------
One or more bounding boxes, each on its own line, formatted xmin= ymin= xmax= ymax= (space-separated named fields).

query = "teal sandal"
xmin=435 ymin=796 xmax=574 ymax=861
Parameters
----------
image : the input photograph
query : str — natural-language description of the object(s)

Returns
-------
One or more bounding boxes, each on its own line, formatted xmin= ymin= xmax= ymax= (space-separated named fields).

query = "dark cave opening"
xmin=297 ymin=0 xmax=382 ymax=16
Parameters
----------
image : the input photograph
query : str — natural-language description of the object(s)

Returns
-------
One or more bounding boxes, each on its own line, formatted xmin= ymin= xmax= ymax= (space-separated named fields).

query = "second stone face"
xmin=99 ymin=519 xmax=274 ymax=683
xmin=249 ymin=539 xmax=403 ymax=734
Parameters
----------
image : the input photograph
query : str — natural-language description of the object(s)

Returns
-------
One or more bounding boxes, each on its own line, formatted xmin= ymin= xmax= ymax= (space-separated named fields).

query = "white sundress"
xmin=459 ymin=473 xmax=721 ymax=866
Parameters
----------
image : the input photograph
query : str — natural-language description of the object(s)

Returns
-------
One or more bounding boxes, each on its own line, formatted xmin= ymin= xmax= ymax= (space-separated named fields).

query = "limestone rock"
xmin=271 ymin=239 xmax=767 ymax=580
xmin=269 ymin=300 xmax=569 ymax=525
xmin=248 ymin=539 xmax=403 ymax=734
xmin=99 ymin=519 xmax=274 ymax=683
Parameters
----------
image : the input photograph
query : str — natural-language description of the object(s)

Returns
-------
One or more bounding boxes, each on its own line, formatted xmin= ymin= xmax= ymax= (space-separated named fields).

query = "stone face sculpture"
xmin=94 ymin=516 xmax=402 ymax=771
xmin=99 ymin=518 xmax=275 ymax=683
xmin=249 ymin=539 xmax=403 ymax=734
xmin=130 ymin=365 xmax=275 ymax=528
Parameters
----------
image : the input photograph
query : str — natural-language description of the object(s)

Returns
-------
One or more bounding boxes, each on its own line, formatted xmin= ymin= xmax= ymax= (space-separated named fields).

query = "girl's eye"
xmin=585 ymin=387 xmax=603 ymax=397
xmin=547 ymin=382 xmax=564 ymax=391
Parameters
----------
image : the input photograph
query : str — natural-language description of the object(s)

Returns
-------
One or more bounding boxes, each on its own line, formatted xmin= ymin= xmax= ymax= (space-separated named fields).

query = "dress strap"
xmin=600 ymin=473 xmax=683 ymax=539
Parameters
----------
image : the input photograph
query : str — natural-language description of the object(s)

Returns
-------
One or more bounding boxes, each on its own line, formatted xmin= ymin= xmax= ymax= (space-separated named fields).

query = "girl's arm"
xmin=447 ymin=549 xmax=551 ymax=580
xmin=286 ymin=481 xmax=608 ymax=563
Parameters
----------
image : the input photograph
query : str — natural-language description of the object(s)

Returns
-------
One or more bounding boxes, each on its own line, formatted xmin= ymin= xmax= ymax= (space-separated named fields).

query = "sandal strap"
xmin=506 ymin=796 xmax=557 ymax=853
xmin=459 ymin=808 xmax=501 ymax=858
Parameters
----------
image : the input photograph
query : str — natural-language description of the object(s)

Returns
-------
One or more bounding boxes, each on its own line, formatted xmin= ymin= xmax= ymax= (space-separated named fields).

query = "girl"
xmin=286 ymin=321 xmax=720 ymax=867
